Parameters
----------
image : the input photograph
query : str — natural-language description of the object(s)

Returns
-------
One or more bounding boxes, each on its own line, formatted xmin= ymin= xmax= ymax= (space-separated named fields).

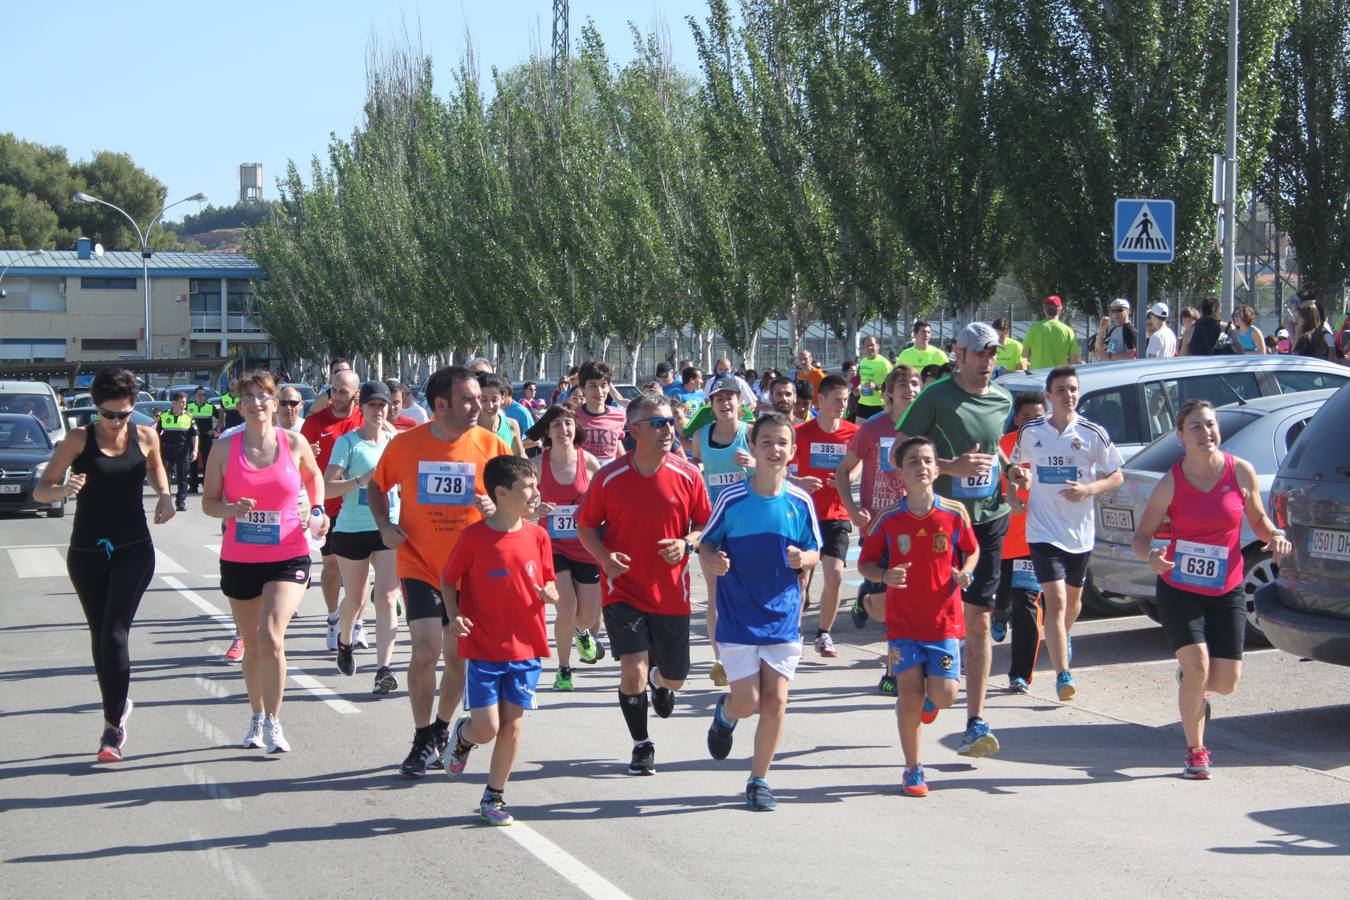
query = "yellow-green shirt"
xmin=856 ymin=355 xmax=893 ymax=407
xmin=1023 ymin=319 xmax=1078 ymax=369
xmin=896 ymin=345 xmax=949 ymax=370
xmin=995 ymin=338 xmax=1024 ymax=371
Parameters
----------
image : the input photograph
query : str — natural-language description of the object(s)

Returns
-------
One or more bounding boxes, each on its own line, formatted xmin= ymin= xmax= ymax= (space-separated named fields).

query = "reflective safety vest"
xmin=219 ymin=394 xmax=239 ymax=410
xmin=159 ymin=411 xmax=193 ymax=431
xmin=186 ymin=401 xmax=215 ymax=420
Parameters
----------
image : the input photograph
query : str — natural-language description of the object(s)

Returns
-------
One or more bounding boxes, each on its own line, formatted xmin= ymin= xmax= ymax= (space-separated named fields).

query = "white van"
xmin=0 ymin=381 xmax=68 ymax=447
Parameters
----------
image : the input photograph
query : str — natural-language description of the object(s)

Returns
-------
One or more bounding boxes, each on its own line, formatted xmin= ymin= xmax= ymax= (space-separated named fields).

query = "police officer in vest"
xmin=157 ymin=392 xmax=198 ymax=511
xmin=186 ymin=386 xmax=216 ymax=493
xmin=217 ymin=377 xmax=243 ymax=431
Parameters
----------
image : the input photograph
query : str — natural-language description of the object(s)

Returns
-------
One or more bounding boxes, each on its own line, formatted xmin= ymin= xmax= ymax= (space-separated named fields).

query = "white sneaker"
xmin=264 ymin=715 xmax=290 ymax=753
xmin=243 ymin=713 xmax=265 ymax=749
xmin=326 ymin=615 xmax=339 ymax=651
xmin=352 ymin=618 xmax=369 ymax=649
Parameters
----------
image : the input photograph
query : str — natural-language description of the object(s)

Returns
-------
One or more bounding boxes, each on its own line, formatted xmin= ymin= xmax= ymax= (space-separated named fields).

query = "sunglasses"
xmin=641 ymin=416 xmax=677 ymax=430
xmin=98 ymin=407 xmax=133 ymax=420
xmin=278 ymin=400 xmax=302 ymax=409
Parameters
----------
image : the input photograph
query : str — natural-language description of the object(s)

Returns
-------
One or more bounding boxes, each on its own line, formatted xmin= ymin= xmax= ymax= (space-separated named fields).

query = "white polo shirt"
xmin=1011 ymin=415 xmax=1124 ymax=553
xmin=1147 ymin=324 xmax=1177 ymax=358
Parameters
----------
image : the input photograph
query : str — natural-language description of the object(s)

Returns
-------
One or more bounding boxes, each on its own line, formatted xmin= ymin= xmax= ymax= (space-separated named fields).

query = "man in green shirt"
xmin=896 ymin=320 xmax=950 ymax=371
xmin=897 ymin=321 xmax=1013 ymax=761
xmin=992 ymin=317 xmax=1027 ymax=374
xmin=855 ymin=334 xmax=892 ymax=420
xmin=1022 ymin=295 xmax=1080 ymax=369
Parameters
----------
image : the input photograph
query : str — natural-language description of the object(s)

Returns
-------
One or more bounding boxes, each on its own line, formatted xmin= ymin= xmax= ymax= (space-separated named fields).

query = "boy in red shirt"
xmin=792 ymin=374 xmax=859 ymax=658
xmin=859 ymin=436 xmax=979 ymax=797
xmin=441 ymin=455 xmax=559 ymax=826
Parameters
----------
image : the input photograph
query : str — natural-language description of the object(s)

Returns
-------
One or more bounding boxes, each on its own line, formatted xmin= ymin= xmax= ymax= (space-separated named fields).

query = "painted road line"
xmin=287 ymin=667 xmax=360 ymax=715
xmin=9 ymin=546 xmax=65 ymax=578
xmin=161 ymin=575 xmax=235 ymax=629
xmin=501 ymin=822 xmax=634 ymax=900
xmin=0 ymin=542 xmax=67 ymax=549
xmin=154 ymin=549 xmax=186 ymax=574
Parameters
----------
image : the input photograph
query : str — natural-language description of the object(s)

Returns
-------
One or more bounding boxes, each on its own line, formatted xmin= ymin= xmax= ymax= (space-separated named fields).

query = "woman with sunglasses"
xmin=35 ymin=367 xmax=177 ymax=762
xmin=203 ymin=371 xmax=327 ymax=753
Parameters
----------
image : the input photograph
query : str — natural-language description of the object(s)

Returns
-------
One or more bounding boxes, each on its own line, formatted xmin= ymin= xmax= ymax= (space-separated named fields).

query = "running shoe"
xmin=901 ymin=765 xmax=929 ymax=797
xmin=814 ymin=632 xmax=838 ymax=658
xmin=991 ymin=614 xmax=1008 ymax=643
xmin=1056 ymin=670 xmax=1076 ymax=701
xmin=745 ymin=778 xmax=778 ymax=811
xmin=649 ymin=675 xmax=676 ymax=719
xmin=1008 ymin=676 xmax=1030 ymax=694
xmin=352 ymin=618 xmax=369 ymax=649
xmin=97 ymin=727 xmax=124 ymax=762
xmin=479 ymin=794 xmax=514 ymax=826
xmin=325 ymin=615 xmax=339 ymax=652
xmin=878 ymin=673 xmax=897 ymax=697
xmin=709 ymin=660 xmax=728 ymax=687
xmin=554 ymin=667 xmax=574 ymax=691
xmin=336 ymin=640 xmax=356 ymax=677
xmin=263 ymin=716 xmax=290 ymax=753
xmin=707 ymin=695 xmax=737 ymax=760
xmin=957 ymin=719 xmax=1000 ymax=758
xmin=372 ymin=666 xmax=398 ymax=695
xmin=920 ymin=696 xmax=939 ymax=725
xmin=432 ymin=723 xmax=450 ymax=761
xmin=850 ymin=594 xmax=869 ymax=629
xmin=243 ymin=713 xmax=265 ymax=749
xmin=444 ymin=718 xmax=475 ymax=778
xmin=575 ymin=630 xmax=599 ymax=664
xmin=224 ymin=634 xmax=245 ymax=663
xmin=399 ymin=730 xmax=439 ymax=778
xmin=628 ymin=741 xmax=656 ymax=776
xmin=1184 ymin=746 xmax=1212 ymax=780
xmin=592 ymin=634 xmax=607 ymax=662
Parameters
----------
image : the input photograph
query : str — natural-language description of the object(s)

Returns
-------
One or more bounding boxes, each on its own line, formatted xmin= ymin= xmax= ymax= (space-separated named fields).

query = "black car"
xmin=1254 ymin=382 xmax=1350 ymax=666
xmin=0 ymin=414 xmax=64 ymax=517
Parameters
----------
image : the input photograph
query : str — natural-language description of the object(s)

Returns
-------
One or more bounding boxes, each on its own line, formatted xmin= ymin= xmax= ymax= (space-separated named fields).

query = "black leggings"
xmin=995 ymin=557 xmax=1042 ymax=682
xmin=66 ymin=539 xmax=156 ymax=724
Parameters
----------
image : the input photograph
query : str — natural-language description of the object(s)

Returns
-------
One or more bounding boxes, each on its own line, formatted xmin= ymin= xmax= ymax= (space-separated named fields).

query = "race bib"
xmin=1172 ymin=540 xmax=1229 ymax=590
xmin=548 ymin=504 xmax=579 ymax=540
xmin=878 ymin=437 xmax=897 ymax=473
xmin=235 ymin=509 xmax=282 ymax=545
xmin=861 ymin=383 xmax=875 ymax=398
xmin=356 ymin=487 xmax=368 ymax=507
xmin=952 ymin=471 xmax=996 ymax=499
xmin=1011 ymin=558 xmax=1039 ymax=591
xmin=417 ymin=460 xmax=476 ymax=506
xmin=809 ymin=442 xmax=846 ymax=470
xmin=1037 ymin=456 xmax=1077 ymax=484
xmin=707 ymin=470 xmax=745 ymax=488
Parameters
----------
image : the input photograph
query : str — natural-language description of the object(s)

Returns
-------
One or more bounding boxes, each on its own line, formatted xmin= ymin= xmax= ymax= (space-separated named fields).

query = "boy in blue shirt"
xmin=700 ymin=412 xmax=822 ymax=811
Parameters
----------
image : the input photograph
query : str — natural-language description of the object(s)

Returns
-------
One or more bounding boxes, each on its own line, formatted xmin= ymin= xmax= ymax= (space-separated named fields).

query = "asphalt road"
xmin=2 ymin=494 xmax=1348 ymax=899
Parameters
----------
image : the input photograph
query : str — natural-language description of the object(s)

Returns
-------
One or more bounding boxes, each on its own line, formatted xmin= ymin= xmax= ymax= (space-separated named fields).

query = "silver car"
xmin=1090 ymin=389 xmax=1337 ymax=644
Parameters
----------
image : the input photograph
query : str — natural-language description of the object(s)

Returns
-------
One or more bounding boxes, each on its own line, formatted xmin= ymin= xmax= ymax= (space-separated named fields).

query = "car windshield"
xmin=1284 ymin=384 xmax=1350 ymax=479
xmin=0 ymin=418 xmax=52 ymax=449
xmin=1126 ymin=409 xmax=1259 ymax=473
xmin=0 ymin=394 xmax=60 ymax=430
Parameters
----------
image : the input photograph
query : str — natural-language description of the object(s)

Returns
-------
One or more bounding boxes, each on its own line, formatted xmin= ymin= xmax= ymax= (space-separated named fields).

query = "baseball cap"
xmin=1044 ymin=294 xmax=1063 ymax=308
xmin=1110 ymin=297 xmax=1131 ymax=311
xmin=706 ymin=373 xmax=742 ymax=396
xmin=1276 ymin=328 xmax=1290 ymax=339
xmin=1148 ymin=302 xmax=1169 ymax=319
xmin=359 ymin=381 xmax=392 ymax=405
xmin=956 ymin=321 xmax=1001 ymax=352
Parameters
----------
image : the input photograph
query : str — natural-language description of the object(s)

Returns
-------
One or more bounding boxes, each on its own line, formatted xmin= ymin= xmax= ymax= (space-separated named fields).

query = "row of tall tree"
xmin=249 ymin=0 xmax=1350 ymax=377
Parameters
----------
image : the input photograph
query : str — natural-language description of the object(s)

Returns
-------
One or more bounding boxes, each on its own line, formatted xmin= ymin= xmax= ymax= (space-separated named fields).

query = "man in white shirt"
xmin=1145 ymin=302 xmax=1178 ymax=359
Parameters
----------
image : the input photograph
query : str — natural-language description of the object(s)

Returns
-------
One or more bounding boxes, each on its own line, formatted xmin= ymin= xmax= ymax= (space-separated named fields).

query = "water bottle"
xmin=307 ymin=507 xmax=326 ymax=551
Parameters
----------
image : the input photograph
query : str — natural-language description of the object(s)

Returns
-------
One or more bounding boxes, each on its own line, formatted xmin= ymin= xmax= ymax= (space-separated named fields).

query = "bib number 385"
xmin=417 ymin=461 xmax=476 ymax=506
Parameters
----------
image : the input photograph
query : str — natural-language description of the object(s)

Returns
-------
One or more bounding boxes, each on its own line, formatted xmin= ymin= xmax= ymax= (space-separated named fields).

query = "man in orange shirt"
xmin=792 ymin=349 xmax=827 ymax=406
xmin=369 ymin=366 xmax=510 ymax=777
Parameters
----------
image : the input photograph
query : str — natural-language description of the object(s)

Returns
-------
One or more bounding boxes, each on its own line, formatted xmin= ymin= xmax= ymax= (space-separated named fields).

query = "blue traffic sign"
xmin=1114 ymin=198 xmax=1175 ymax=264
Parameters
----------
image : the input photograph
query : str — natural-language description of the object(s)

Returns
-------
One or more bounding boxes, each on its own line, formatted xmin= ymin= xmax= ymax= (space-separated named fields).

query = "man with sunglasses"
xmin=578 ymin=393 xmax=711 ymax=776
xmin=275 ymin=386 xmax=306 ymax=432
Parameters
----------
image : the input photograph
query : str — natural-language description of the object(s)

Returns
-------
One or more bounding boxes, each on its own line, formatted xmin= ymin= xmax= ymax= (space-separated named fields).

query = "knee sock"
xmin=619 ymin=690 xmax=649 ymax=742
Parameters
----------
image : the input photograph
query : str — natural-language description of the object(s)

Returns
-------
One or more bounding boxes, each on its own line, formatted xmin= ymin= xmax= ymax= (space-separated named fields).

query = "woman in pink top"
xmin=203 ymin=371 xmax=327 ymax=753
xmin=1131 ymin=399 xmax=1290 ymax=780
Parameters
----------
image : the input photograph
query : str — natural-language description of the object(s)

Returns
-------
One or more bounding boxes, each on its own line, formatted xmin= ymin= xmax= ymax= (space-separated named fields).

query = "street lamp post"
xmin=0 ymin=249 xmax=48 ymax=298
xmin=71 ymin=190 xmax=206 ymax=360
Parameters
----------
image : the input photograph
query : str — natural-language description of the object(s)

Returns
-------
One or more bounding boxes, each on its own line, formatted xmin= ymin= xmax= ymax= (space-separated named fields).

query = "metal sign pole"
xmin=1137 ymin=263 xmax=1149 ymax=350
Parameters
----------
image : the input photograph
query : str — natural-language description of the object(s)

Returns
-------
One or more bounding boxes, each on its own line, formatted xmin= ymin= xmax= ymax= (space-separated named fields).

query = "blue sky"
xmin=7 ymin=0 xmax=706 ymax=228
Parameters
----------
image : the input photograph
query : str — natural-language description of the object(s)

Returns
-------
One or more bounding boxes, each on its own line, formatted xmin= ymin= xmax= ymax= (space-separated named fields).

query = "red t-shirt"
xmin=793 ymin=418 xmax=859 ymax=522
xmin=392 ymin=414 xmax=418 ymax=432
xmin=577 ymin=453 xmax=712 ymax=615
xmin=851 ymin=412 xmax=906 ymax=513
xmin=301 ymin=406 xmax=364 ymax=518
xmin=441 ymin=520 xmax=555 ymax=662
xmin=860 ymin=496 xmax=978 ymax=642
xmin=576 ymin=404 xmax=627 ymax=462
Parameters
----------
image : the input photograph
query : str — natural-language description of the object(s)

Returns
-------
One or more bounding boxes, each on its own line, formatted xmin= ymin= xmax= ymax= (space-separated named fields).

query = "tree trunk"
xmin=626 ymin=333 xmax=643 ymax=385
xmin=743 ymin=324 xmax=759 ymax=371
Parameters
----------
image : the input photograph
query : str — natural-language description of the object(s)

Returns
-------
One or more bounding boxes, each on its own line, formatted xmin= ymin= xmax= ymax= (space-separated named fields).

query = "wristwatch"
xmin=684 ymin=539 xmax=694 ymax=557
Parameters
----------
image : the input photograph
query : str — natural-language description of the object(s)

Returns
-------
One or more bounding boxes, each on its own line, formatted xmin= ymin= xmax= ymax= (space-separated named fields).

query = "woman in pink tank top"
xmin=527 ymin=405 xmax=604 ymax=690
xmin=203 ymin=371 xmax=327 ymax=753
xmin=1131 ymin=399 xmax=1290 ymax=780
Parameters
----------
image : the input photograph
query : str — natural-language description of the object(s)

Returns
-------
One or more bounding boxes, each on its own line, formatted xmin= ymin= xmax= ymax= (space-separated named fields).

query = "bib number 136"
xmin=417 ymin=461 xmax=476 ymax=506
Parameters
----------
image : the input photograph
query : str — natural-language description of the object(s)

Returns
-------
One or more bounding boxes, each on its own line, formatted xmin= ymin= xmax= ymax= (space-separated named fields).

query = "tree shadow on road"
xmin=1210 ymin=803 xmax=1350 ymax=856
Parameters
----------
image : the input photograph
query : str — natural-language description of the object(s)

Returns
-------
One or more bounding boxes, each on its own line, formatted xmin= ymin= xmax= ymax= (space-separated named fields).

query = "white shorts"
xmin=719 ymin=641 xmax=802 ymax=683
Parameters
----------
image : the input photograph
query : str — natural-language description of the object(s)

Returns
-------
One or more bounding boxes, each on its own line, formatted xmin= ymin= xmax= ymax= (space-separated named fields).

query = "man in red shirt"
xmin=300 ymin=370 xmax=363 ymax=647
xmin=791 ymin=374 xmax=858 ymax=660
xmin=578 ymin=392 xmax=711 ymax=776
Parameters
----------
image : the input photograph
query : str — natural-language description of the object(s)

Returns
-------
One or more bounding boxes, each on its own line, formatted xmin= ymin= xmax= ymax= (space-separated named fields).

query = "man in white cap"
xmin=1096 ymin=298 xmax=1137 ymax=361
xmin=1145 ymin=302 xmax=1177 ymax=359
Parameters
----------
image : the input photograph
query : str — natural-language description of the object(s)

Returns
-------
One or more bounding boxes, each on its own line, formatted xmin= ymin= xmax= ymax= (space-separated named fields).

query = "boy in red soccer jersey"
xmin=441 ymin=455 xmax=559 ymax=826
xmin=859 ymin=437 xmax=979 ymax=797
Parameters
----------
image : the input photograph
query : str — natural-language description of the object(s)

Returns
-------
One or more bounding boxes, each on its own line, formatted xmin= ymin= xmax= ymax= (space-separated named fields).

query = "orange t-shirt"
xmin=999 ymin=431 xmax=1030 ymax=560
xmin=372 ymin=423 xmax=511 ymax=587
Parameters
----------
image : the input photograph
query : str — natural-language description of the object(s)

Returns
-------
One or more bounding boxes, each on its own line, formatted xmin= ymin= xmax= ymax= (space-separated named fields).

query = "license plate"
xmin=0 ymin=484 xmax=21 ymax=494
xmin=1309 ymin=528 xmax=1350 ymax=562
xmin=1100 ymin=506 xmax=1134 ymax=531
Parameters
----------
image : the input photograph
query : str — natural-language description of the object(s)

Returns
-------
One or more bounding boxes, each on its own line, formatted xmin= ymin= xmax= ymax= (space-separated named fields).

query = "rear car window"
xmin=0 ymin=394 xmax=60 ymax=431
xmin=1078 ymin=387 xmax=1142 ymax=445
xmin=1284 ymin=384 xmax=1350 ymax=478
xmin=1141 ymin=373 xmax=1261 ymax=440
xmin=1127 ymin=409 xmax=1259 ymax=473
xmin=1275 ymin=370 xmax=1350 ymax=394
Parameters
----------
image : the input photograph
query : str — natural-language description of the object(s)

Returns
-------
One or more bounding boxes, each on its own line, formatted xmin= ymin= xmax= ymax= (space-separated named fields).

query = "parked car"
xmin=0 ymin=413 xmax=64 ymax=517
xmin=0 ymin=380 xmax=68 ymax=447
xmin=64 ymin=407 xmax=156 ymax=431
xmin=1254 ymin=383 xmax=1350 ymax=666
xmin=156 ymin=383 xmax=213 ymax=402
xmin=614 ymin=383 xmax=640 ymax=401
xmin=68 ymin=390 xmax=154 ymax=408
xmin=1091 ymin=389 xmax=1336 ymax=639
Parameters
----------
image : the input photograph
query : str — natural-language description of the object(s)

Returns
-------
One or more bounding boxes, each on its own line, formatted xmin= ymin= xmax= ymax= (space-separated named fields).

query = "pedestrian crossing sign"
xmin=1114 ymin=198 xmax=1175 ymax=263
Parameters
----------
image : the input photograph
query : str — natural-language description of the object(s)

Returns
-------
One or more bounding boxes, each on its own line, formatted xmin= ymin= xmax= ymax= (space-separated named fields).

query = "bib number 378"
xmin=417 ymin=461 xmax=476 ymax=506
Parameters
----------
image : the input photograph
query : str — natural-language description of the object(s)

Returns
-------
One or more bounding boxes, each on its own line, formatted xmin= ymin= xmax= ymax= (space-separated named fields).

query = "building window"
xmin=81 ymin=277 xmax=138 ymax=290
xmin=0 ymin=277 xmax=66 ymax=312
xmin=0 ymin=338 xmax=68 ymax=362
xmin=82 ymin=338 xmax=139 ymax=352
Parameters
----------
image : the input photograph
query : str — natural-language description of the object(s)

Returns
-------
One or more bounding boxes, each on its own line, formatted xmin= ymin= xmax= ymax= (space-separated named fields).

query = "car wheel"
xmin=1241 ymin=548 xmax=1275 ymax=648
xmin=1080 ymin=568 xmax=1138 ymax=617
xmin=45 ymin=500 xmax=66 ymax=519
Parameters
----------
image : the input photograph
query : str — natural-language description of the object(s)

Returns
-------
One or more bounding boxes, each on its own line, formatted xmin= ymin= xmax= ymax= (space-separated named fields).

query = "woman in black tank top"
xmin=35 ymin=367 xmax=175 ymax=762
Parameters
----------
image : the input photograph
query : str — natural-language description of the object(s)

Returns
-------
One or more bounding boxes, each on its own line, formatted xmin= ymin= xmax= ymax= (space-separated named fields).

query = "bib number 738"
xmin=417 ymin=461 xmax=476 ymax=506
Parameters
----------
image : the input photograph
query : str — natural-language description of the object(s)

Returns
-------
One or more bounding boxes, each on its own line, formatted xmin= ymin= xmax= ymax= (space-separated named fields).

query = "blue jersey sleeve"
xmin=795 ymin=494 xmax=822 ymax=552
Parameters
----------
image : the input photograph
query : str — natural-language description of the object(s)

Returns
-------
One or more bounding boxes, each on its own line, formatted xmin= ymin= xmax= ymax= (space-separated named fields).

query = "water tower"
xmin=239 ymin=163 xmax=263 ymax=203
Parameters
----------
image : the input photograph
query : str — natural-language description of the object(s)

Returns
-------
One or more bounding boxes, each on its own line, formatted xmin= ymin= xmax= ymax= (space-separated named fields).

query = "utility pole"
xmin=552 ymin=0 xmax=570 ymax=101
xmin=1221 ymin=0 xmax=1239 ymax=315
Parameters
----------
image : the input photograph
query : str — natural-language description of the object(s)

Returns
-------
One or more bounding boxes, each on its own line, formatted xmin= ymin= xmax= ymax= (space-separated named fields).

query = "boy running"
xmin=575 ymin=361 xmax=628 ymax=463
xmin=442 ymin=455 xmax=559 ymax=826
xmin=859 ymin=437 xmax=979 ymax=797
xmin=995 ymin=392 xmax=1046 ymax=693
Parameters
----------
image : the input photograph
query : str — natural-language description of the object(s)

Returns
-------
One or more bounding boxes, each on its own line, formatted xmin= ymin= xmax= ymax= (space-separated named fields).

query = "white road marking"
xmin=161 ymin=575 xmax=235 ymax=629
xmin=500 ymin=822 xmax=634 ymax=900
xmin=188 ymin=828 xmax=264 ymax=898
xmin=9 ymin=546 xmax=65 ymax=578
xmin=0 ymin=542 xmax=67 ymax=549
xmin=154 ymin=549 xmax=186 ymax=574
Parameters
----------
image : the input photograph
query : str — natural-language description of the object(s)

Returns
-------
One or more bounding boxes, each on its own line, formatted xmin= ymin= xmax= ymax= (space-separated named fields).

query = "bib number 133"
xmin=417 ymin=461 xmax=476 ymax=506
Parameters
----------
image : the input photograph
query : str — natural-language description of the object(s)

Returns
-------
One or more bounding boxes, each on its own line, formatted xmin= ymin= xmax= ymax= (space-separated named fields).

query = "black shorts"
xmin=602 ymin=601 xmax=691 ymax=681
xmin=1155 ymin=578 xmax=1246 ymax=660
xmin=855 ymin=532 xmax=885 ymax=595
xmin=1029 ymin=543 xmax=1091 ymax=589
xmin=402 ymin=577 xmax=448 ymax=626
xmin=819 ymin=519 xmax=853 ymax=561
xmin=220 ymin=556 xmax=312 ymax=600
xmin=553 ymin=554 xmax=601 ymax=586
xmin=320 ymin=531 xmax=335 ymax=557
xmin=326 ymin=529 xmax=389 ymax=561
xmin=963 ymin=513 xmax=1009 ymax=609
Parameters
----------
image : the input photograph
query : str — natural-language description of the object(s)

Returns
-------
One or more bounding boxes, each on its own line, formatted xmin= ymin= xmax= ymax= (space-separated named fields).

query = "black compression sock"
xmin=433 ymin=717 xmax=450 ymax=734
xmin=619 ymin=690 xmax=649 ymax=742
